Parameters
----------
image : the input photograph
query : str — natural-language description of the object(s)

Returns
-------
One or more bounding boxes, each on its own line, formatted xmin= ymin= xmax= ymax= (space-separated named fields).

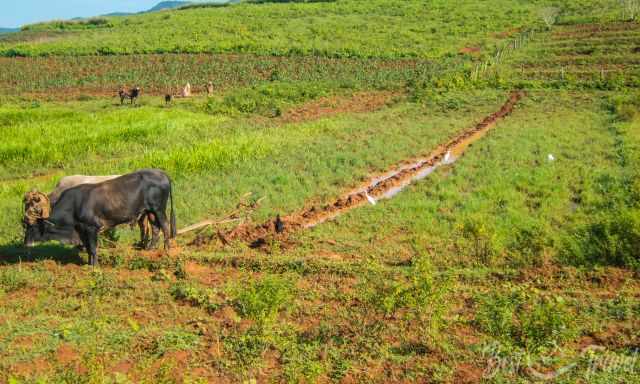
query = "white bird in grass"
xmin=365 ymin=191 xmax=377 ymax=205
xmin=548 ymin=153 xmax=555 ymax=162
xmin=443 ymin=150 xmax=452 ymax=164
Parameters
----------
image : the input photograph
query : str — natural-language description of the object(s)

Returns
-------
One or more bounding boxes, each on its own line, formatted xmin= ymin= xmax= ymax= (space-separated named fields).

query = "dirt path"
xmin=199 ymin=91 xmax=524 ymax=247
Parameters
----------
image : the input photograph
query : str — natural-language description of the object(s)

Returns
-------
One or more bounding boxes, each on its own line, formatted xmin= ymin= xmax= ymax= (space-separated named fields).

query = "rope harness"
xmin=23 ymin=190 xmax=51 ymax=225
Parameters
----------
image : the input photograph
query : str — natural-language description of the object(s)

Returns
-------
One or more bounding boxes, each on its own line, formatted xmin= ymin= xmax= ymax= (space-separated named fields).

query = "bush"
xmin=475 ymin=288 xmax=577 ymax=351
xmin=152 ymin=329 xmax=200 ymax=356
xmin=23 ymin=18 xmax=113 ymax=31
xmin=458 ymin=216 xmax=500 ymax=266
xmin=358 ymin=257 xmax=450 ymax=322
xmin=170 ymin=281 xmax=222 ymax=312
xmin=507 ymin=223 xmax=549 ymax=267
xmin=608 ymin=93 xmax=640 ymax=122
xmin=0 ymin=267 xmax=30 ymax=292
xmin=79 ymin=269 xmax=117 ymax=298
xmin=561 ymin=209 xmax=640 ymax=269
xmin=231 ymin=275 xmax=295 ymax=325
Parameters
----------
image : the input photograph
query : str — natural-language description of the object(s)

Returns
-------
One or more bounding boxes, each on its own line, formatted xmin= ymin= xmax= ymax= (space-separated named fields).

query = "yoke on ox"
xmin=23 ymin=169 xmax=176 ymax=266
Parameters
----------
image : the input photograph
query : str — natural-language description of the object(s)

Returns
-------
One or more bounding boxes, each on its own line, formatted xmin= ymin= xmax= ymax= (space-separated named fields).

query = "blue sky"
xmin=2 ymin=0 xmax=160 ymax=28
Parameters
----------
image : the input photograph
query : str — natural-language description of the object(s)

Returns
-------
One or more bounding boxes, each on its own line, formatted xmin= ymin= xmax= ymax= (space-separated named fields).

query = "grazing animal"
xmin=48 ymin=174 xmax=155 ymax=248
xmin=165 ymin=94 xmax=173 ymax=105
xmin=206 ymin=82 xmax=214 ymax=96
xmin=23 ymin=169 xmax=176 ymax=266
xmin=275 ymin=214 xmax=285 ymax=234
xmin=118 ymin=87 xmax=141 ymax=105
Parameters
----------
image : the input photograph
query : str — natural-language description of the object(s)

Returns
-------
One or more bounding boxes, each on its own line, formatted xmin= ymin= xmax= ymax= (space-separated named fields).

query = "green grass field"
xmin=1 ymin=1 xmax=640 ymax=383
xmin=0 ymin=0 xmax=621 ymax=58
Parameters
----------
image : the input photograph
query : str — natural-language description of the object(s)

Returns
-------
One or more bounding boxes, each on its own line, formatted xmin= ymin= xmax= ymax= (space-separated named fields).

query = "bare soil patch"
xmin=281 ymin=91 xmax=400 ymax=123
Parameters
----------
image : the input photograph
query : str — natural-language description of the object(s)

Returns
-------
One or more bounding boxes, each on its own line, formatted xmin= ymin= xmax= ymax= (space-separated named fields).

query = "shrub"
xmin=608 ymin=93 xmax=640 ymax=122
xmin=358 ymin=257 xmax=450 ymax=322
xmin=0 ymin=267 xmax=30 ymax=292
xmin=458 ymin=216 xmax=500 ymax=266
xmin=475 ymin=288 xmax=577 ymax=351
xmin=507 ymin=223 xmax=549 ymax=267
xmin=79 ymin=269 xmax=117 ymax=298
xmin=410 ymin=89 xmax=470 ymax=111
xmin=170 ymin=281 xmax=222 ymax=312
xmin=152 ymin=329 xmax=200 ymax=356
xmin=231 ymin=275 xmax=295 ymax=325
xmin=561 ymin=209 xmax=640 ymax=269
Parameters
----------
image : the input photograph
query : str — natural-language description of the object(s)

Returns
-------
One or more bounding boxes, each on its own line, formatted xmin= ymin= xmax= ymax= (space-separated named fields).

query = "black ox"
xmin=24 ymin=169 xmax=176 ymax=266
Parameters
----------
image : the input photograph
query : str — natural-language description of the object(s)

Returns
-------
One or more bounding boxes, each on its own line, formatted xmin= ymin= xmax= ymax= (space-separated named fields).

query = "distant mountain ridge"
xmin=100 ymin=1 xmax=237 ymax=17
xmin=102 ymin=1 xmax=195 ymax=17
xmin=148 ymin=1 xmax=193 ymax=12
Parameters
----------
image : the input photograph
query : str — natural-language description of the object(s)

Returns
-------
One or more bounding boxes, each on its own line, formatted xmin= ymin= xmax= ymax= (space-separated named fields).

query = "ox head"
xmin=23 ymin=190 xmax=80 ymax=248
xmin=22 ymin=190 xmax=53 ymax=247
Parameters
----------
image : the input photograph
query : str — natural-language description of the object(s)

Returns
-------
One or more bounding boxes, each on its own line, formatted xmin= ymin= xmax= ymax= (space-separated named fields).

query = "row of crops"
xmin=501 ymin=22 xmax=640 ymax=88
xmin=0 ymin=54 xmax=459 ymax=95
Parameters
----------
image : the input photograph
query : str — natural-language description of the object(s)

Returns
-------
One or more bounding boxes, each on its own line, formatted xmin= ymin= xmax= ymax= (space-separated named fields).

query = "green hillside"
xmin=1 ymin=0 xmax=621 ymax=58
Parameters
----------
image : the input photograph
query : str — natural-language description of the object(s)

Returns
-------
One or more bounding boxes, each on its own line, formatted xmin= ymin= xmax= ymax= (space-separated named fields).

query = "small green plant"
xmin=231 ymin=275 xmax=295 ymax=326
xmin=79 ymin=269 xmax=117 ymax=298
xmin=459 ymin=216 xmax=500 ymax=266
xmin=0 ymin=267 xmax=30 ymax=292
xmin=507 ymin=224 xmax=548 ymax=267
xmin=174 ymin=258 xmax=187 ymax=280
xmin=562 ymin=209 xmax=640 ymax=269
xmin=169 ymin=281 xmax=222 ymax=312
xmin=603 ymin=295 xmax=638 ymax=321
xmin=153 ymin=329 xmax=200 ymax=356
xmin=475 ymin=288 xmax=577 ymax=351
xmin=358 ymin=257 xmax=450 ymax=327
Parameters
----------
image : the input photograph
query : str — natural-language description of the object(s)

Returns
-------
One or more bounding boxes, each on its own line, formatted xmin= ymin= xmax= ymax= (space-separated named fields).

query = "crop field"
xmin=503 ymin=22 xmax=640 ymax=88
xmin=1 ymin=0 xmax=640 ymax=383
xmin=0 ymin=0 xmax=621 ymax=58
xmin=0 ymin=54 xmax=446 ymax=96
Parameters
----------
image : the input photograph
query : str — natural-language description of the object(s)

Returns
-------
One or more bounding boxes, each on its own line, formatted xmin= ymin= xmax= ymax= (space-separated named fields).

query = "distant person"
xmin=182 ymin=82 xmax=191 ymax=97
xmin=206 ymin=81 xmax=214 ymax=96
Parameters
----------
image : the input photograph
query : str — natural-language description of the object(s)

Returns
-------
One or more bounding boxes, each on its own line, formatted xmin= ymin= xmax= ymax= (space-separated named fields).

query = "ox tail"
xmin=169 ymin=179 xmax=177 ymax=239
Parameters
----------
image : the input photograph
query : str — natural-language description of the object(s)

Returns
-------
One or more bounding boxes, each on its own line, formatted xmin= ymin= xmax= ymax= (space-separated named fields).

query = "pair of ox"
xmin=23 ymin=169 xmax=176 ymax=266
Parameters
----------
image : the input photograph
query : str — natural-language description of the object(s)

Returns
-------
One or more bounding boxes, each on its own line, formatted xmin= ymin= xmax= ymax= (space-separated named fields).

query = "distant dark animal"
xmin=23 ymin=169 xmax=176 ymax=266
xmin=118 ymin=87 xmax=141 ymax=105
xmin=165 ymin=94 xmax=173 ymax=105
xmin=206 ymin=81 xmax=214 ymax=96
xmin=275 ymin=214 xmax=285 ymax=234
